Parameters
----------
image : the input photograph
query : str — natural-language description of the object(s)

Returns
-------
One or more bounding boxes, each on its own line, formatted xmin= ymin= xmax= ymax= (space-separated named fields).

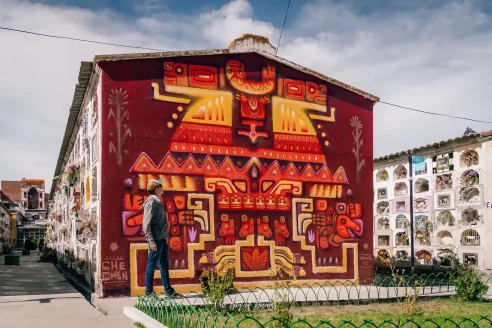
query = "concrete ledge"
xmin=123 ymin=306 xmax=168 ymax=328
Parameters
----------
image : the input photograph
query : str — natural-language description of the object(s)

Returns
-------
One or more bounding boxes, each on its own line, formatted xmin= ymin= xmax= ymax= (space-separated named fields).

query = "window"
xmin=461 ymin=229 xmax=480 ymax=246
xmin=39 ymin=192 xmax=43 ymax=198
xmin=23 ymin=192 xmax=27 ymax=198
xmin=91 ymin=130 xmax=98 ymax=164
xmin=40 ymin=202 xmax=43 ymax=208
xmin=23 ymin=202 xmax=27 ymax=207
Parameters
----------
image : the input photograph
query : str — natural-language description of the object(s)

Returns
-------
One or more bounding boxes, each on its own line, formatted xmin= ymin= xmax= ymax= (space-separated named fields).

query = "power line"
xmin=0 ymin=26 xmax=168 ymax=52
xmin=276 ymin=0 xmax=291 ymax=55
xmin=2 ymin=25 xmax=491 ymax=124
xmin=380 ymin=101 xmax=492 ymax=124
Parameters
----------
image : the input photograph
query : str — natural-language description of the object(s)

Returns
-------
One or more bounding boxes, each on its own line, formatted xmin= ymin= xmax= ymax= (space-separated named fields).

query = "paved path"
xmin=0 ymin=254 xmax=133 ymax=328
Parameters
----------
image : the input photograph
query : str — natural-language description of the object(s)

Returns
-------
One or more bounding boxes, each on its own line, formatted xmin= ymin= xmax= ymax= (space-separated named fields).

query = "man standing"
xmin=142 ymin=179 xmax=177 ymax=297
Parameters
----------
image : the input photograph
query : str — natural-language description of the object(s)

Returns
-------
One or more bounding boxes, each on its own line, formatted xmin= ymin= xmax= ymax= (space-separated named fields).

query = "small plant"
xmin=40 ymin=247 xmax=58 ymax=264
xmin=134 ymin=323 xmax=145 ymax=328
xmin=199 ymin=261 xmax=235 ymax=312
xmin=65 ymin=164 xmax=80 ymax=186
xmin=269 ymin=268 xmax=296 ymax=328
xmin=384 ymin=260 xmax=422 ymax=315
xmin=76 ymin=258 xmax=86 ymax=271
xmin=451 ymin=264 xmax=488 ymax=301
xmin=59 ymin=225 xmax=68 ymax=234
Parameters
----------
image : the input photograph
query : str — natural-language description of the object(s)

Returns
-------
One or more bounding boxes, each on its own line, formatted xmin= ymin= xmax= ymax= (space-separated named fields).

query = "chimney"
xmin=228 ymin=34 xmax=276 ymax=55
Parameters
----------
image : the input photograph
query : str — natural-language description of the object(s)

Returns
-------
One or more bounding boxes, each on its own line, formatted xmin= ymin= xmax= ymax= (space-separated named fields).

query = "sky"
xmin=1 ymin=0 xmax=492 ymax=191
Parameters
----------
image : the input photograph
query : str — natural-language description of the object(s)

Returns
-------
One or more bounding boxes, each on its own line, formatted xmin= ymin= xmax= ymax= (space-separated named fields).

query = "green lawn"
xmin=239 ymin=298 xmax=492 ymax=326
xmin=139 ymin=297 xmax=492 ymax=327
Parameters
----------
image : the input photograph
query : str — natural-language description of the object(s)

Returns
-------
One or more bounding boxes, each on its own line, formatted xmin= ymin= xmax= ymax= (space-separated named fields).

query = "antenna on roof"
xmin=463 ymin=127 xmax=477 ymax=136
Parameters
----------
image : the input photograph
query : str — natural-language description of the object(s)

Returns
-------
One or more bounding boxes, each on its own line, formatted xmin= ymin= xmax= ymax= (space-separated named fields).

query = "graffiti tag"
xmin=101 ymin=257 xmax=128 ymax=283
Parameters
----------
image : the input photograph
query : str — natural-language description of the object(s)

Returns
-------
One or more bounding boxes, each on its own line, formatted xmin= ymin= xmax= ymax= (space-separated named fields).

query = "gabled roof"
xmin=94 ymin=49 xmax=379 ymax=102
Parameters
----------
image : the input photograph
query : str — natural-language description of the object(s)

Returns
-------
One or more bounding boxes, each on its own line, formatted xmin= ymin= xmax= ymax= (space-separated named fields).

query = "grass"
xmin=133 ymin=322 xmax=146 ymax=328
xmin=238 ymin=298 xmax=492 ymax=326
xmin=143 ymin=298 xmax=492 ymax=327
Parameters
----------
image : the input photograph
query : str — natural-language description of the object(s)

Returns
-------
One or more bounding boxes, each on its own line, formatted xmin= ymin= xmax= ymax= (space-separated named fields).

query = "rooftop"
xmin=374 ymin=129 xmax=492 ymax=163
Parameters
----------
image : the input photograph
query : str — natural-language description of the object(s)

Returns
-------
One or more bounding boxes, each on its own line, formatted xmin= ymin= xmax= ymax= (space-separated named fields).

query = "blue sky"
xmin=1 ymin=0 xmax=492 ymax=189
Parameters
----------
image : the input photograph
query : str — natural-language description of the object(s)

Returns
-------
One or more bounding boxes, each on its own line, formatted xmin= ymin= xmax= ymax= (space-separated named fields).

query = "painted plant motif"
xmin=108 ymin=88 xmax=132 ymax=167
xmin=350 ymin=116 xmax=365 ymax=183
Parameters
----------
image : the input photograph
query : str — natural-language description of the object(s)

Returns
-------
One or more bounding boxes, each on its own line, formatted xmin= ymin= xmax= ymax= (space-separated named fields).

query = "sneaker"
xmin=145 ymin=291 xmax=157 ymax=297
xmin=165 ymin=289 xmax=182 ymax=298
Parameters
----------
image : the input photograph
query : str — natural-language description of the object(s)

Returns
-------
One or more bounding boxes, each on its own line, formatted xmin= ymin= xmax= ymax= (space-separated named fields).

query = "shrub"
xmin=451 ymin=264 xmax=488 ymax=301
xmin=24 ymin=239 xmax=37 ymax=250
xmin=199 ymin=262 xmax=235 ymax=312
xmin=40 ymin=247 xmax=58 ymax=264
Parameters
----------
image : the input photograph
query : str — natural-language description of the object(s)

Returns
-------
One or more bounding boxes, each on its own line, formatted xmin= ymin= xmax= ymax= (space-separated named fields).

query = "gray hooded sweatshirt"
xmin=142 ymin=195 xmax=169 ymax=243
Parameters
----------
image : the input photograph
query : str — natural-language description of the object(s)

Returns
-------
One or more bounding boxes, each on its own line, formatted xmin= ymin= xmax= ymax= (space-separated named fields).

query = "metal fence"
xmin=135 ymin=272 xmax=492 ymax=328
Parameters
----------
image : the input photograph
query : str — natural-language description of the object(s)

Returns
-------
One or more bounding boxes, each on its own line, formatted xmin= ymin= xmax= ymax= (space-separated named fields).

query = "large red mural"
xmin=98 ymin=53 xmax=375 ymax=296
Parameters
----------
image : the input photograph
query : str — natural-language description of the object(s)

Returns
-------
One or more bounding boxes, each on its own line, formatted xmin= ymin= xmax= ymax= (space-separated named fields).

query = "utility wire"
xmin=276 ymin=0 xmax=291 ymax=55
xmin=380 ymin=101 xmax=492 ymax=124
xmin=0 ymin=26 xmax=168 ymax=52
xmin=1 ymin=25 xmax=491 ymax=124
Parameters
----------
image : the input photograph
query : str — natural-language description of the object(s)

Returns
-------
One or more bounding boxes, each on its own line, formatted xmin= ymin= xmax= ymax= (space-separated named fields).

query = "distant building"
xmin=373 ymin=130 xmax=492 ymax=270
xmin=0 ymin=200 xmax=12 ymax=254
xmin=1 ymin=179 xmax=48 ymax=246
xmin=0 ymin=190 xmax=24 ymax=247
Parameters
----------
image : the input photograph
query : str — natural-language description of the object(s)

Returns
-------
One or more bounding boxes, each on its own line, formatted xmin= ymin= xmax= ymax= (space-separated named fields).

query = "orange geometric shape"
xmin=188 ymin=65 xmax=218 ymax=90
xmin=158 ymin=154 xmax=179 ymax=173
xmin=181 ymin=156 xmax=200 ymax=174
xmin=316 ymin=199 xmax=328 ymax=212
xmin=191 ymin=106 xmax=206 ymax=120
xmin=283 ymin=163 xmax=298 ymax=178
xmin=262 ymin=181 xmax=274 ymax=193
xmin=174 ymin=195 xmax=186 ymax=210
xmin=233 ymin=180 xmax=247 ymax=193
xmin=301 ymin=164 xmax=317 ymax=180
xmin=130 ymin=153 xmax=160 ymax=173
xmin=123 ymin=194 xmax=146 ymax=211
xmin=333 ymin=167 xmax=349 ymax=184
xmin=201 ymin=156 xmax=220 ymax=175
xmin=317 ymin=166 xmax=333 ymax=182
xmin=283 ymin=79 xmax=305 ymax=101
xmin=163 ymin=62 xmax=189 ymax=86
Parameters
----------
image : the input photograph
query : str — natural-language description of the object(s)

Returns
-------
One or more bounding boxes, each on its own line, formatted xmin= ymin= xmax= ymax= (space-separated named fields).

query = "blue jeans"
xmin=145 ymin=239 xmax=172 ymax=295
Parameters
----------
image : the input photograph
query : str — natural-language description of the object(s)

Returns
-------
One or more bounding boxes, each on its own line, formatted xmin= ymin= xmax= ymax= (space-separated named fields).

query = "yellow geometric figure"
xmin=151 ymin=83 xmax=191 ymax=104
xmin=164 ymin=85 xmax=233 ymax=127
xmin=272 ymin=97 xmax=317 ymax=135
xmin=309 ymin=107 xmax=336 ymax=122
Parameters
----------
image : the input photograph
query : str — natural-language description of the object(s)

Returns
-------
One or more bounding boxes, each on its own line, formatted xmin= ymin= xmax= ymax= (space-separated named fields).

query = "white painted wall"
xmin=374 ymin=140 xmax=489 ymax=270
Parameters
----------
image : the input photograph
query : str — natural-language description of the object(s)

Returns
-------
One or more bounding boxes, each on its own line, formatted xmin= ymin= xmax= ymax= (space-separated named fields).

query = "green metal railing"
xmin=134 ymin=272 xmax=492 ymax=328
xmin=135 ymin=297 xmax=492 ymax=328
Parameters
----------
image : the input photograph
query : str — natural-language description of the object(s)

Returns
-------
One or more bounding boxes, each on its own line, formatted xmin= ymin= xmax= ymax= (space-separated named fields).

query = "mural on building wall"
xmin=99 ymin=55 xmax=374 ymax=296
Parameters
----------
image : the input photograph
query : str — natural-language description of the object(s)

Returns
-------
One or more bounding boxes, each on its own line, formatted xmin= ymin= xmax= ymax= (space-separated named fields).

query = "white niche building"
xmin=373 ymin=129 xmax=492 ymax=271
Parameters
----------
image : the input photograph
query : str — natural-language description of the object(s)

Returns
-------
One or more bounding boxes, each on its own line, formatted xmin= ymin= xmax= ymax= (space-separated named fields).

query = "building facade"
xmin=373 ymin=131 xmax=492 ymax=270
xmin=0 ymin=190 xmax=21 ymax=248
xmin=1 ymin=179 xmax=48 ymax=246
xmin=0 ymin=202 xmax=12 ymax=254
xmin=48 ymin=35 xmax=378 ymax=297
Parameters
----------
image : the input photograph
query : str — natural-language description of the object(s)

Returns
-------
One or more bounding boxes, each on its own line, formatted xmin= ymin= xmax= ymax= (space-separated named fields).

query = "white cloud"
xmin=0 ymin=0 xmax=491 ymax=191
